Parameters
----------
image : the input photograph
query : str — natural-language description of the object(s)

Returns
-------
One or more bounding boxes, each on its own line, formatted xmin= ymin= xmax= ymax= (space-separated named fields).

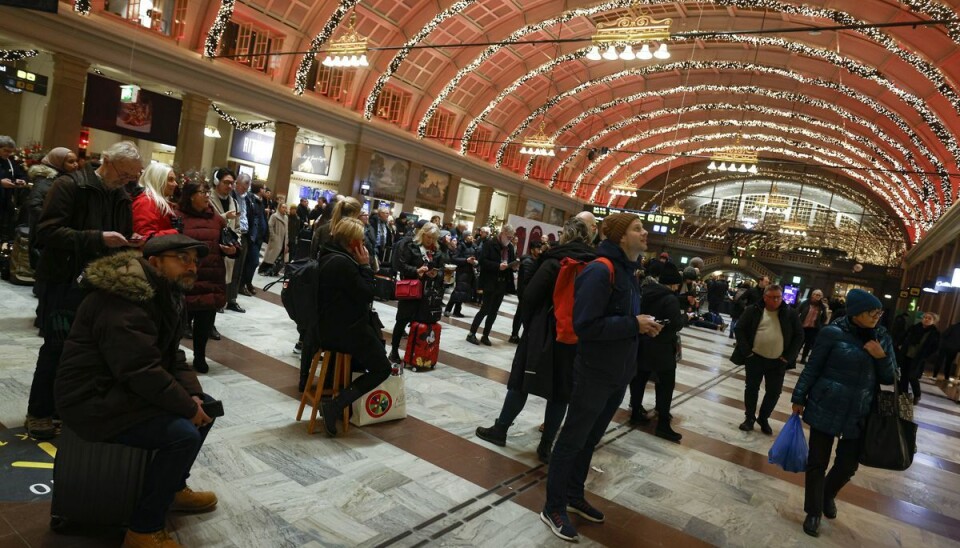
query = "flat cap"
xmin=142 ymin=234 xmax=209 ymax=259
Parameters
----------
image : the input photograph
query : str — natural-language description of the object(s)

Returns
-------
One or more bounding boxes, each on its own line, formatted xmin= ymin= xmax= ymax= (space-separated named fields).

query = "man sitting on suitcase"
xmin=55 ymin=234 xmax=218 ymax=548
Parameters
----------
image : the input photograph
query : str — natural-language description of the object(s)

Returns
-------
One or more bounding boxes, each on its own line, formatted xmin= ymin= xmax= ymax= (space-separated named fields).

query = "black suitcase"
xmin=50 ymin=426 xmax=151 ymax=532
xmin=375 ymin=275 xmax=395 ymax=301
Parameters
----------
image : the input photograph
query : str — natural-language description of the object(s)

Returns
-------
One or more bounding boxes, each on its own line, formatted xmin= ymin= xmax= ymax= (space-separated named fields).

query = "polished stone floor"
xmin=1 ymin=273 xmax=959 ymax=547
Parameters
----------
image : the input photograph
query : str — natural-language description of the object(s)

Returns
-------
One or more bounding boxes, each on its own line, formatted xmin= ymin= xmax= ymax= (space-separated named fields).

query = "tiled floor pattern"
xmin=1 ymin=273 xmax=959 ymax=547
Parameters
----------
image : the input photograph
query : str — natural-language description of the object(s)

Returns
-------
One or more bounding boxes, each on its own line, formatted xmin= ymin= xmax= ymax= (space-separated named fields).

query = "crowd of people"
xmin=0 ymin=135 xmax=950 ymax=544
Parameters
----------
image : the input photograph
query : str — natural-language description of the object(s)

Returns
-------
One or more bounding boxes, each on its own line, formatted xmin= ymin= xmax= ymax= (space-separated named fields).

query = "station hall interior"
xmin=2 ymin=0 xmax=960 ymax=546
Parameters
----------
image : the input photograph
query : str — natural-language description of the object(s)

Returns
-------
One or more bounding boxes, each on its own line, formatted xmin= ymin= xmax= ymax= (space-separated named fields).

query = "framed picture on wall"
xmin=368 ymin=151 xmax=409 ymax=199
xmin=523 ymin=199 xmax=545 ymax=221
xmin=548 ymin=207 xmax=564 ymax=226
xmin=292 ymin=143 xmax=332 ymax=176
xmin=417 ymin=166 xmax=450 ymax=207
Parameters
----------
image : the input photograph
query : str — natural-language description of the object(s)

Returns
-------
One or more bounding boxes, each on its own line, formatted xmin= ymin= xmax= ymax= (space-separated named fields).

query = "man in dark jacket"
xmin=443 ymin=233 xmax=478 ymax=318
xmin=0 ymin=135 xmax=28 ymax=239
xmin=25 ymin=141 xmax=141 ymax=440
xmin=240 ymin=180 xmax=268 ymax=295
xmin=509 ymin=240 xmax=543 ymax=343
xmin=706 ymin=275 xmax=729 ymax=315
xmin=732 ymin=284 xmax=803 ymax=435
xmin=467 ymin=224 xmax=518 ymax=346
xmin=541 ymin=213 xmax=662 ymax=542
xmin=54 ymin=235 xmax=218 ymax=547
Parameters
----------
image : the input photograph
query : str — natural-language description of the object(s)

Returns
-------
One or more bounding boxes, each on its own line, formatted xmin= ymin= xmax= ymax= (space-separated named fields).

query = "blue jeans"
xmin=496 ymin=388 xmax=567 ymax=445
xmin=544 ymin=370 xmax=626 ymax=512
xmin=110 ymin=394 xmax=215 ymax=533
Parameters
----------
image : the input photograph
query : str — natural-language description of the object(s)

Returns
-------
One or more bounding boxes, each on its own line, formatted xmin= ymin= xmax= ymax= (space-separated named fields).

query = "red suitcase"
xmin=404 ymin=322 xmax=441 ymax=371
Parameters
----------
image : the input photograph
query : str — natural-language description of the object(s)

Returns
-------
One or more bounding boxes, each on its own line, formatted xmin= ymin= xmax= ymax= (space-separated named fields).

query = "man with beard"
xmin=55 ymin=234 xmax=219 ymax=548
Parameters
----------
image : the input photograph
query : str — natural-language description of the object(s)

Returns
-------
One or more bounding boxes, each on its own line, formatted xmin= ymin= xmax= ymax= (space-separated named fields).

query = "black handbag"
xmin=859 ymin=378 xmax=917 ymax=471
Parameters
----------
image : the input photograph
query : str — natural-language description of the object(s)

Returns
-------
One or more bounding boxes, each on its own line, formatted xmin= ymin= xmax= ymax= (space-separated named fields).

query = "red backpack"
xmin=553 ymin=257 xmax=614 ymax=344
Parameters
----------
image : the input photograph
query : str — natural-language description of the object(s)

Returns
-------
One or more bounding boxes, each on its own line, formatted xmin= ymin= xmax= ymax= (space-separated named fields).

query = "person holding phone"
xmin=467 ymin=224 xmax=518 ymax=346
xmin=26 ymin=141 xmax=142 ymax=440
xmin=0 ymin=135 xmax=28 ymax=240
xmin=55 ymin=234 xmax=221 ymax=547
xmin=389 ymin=222 xmax=444 ymax=363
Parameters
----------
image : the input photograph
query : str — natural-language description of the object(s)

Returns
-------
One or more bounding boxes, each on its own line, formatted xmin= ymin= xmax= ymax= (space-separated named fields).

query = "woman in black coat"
xmin=316 ymin=217 xmax=392 ymax=437
xmin=443 ymin=233 xmax=479 ymax=318
xmin=896 ymin=312 xmax=940 ymax=403
xmin=629 ymin=262 xmax=685 ymax=442
xmin=475 ymin=218 xmax=594 ymax=463
xmin=388 ymin=222 xmax=445 ymax=363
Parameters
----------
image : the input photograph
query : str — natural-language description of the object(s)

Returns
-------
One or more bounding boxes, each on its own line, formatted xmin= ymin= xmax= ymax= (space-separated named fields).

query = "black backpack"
xmin=264 ymin=258 xmax=320 ymax=330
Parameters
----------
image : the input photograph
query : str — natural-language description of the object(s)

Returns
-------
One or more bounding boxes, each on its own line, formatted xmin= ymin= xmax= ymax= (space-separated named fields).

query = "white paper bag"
xmin=350 ymin=369 xmax=406 ymax=426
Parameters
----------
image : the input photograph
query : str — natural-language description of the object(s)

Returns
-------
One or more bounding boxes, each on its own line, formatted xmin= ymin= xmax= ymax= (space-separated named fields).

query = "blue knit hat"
xmin=845 ymin=289 xmax=882 ymax=317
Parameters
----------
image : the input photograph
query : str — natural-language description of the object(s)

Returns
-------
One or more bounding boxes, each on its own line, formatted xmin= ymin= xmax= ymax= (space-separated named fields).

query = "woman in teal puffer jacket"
xmin=790 ymin=289 xmax=897 ymax=538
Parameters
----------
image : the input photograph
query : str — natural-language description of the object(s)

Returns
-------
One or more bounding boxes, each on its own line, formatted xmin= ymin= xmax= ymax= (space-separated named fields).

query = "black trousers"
xmin=800 ymin=327 xmax=820 ymax=361
xmin=898 ymin=357 xmax=922 ymax=399
xmin=189 ymin=310 xmax=217 ymax=364
xmin=391 ymin=299 xmax=419 ymax=352
xmin=805 ymin=427 xmax=860 ymax=516
xmin=744 ymin=355 xmax=786 ymax=422
xmin=510 ymin=296 xmax=523 ymax=337
xmin=226 ymin=235 xmax=248 ymax=304
xmin=470 ymin=287 xmax=505 ymax=336
xmin=629 ymin=368 xmax=676 ymax=417
xmin=29 ymin=282 xmax=85 ymax=418
xmin=934 ymin=348 xmax=959 ymax=379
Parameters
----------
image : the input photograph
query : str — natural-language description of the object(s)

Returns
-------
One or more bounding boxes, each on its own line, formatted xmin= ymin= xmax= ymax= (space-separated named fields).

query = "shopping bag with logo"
xmin=350 ymin=367 xmax=407 ymax=426
xmin=768 ymin=414 xmax=808 ymax=472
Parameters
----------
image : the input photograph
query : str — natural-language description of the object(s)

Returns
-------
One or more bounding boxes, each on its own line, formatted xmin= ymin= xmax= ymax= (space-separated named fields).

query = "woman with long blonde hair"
xmin=132 ymin=162 xmax=180 ymax=239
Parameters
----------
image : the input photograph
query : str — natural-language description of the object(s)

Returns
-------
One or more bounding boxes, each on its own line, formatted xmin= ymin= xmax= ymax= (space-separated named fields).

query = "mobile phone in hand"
xmin=656 ymin=319 xmax=670 ymax=325
xmin=201 ymin=400 xmax=225 ymax=418
xmin=508 ymin=259 xmax=521 ymax=267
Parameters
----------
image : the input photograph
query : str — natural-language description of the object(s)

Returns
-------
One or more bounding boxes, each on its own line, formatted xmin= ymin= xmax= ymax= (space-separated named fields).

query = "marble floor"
xmin=1 ymin=273 xmax=959 ymax=547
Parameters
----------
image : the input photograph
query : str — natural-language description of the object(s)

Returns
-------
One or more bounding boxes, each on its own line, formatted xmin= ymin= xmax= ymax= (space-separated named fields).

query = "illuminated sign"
xmin=0 ymin=65 xmax=48 ymax=95
xmin=587 ymin=204 xmax=681 ymax=235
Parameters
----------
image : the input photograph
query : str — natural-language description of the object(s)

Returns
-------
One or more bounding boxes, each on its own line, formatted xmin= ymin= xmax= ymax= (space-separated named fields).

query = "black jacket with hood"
xmin=638 ymin=282 xmax=685 ymax=372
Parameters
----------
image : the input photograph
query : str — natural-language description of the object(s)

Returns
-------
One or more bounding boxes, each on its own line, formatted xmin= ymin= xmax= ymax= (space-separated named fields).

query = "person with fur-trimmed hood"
xmin=54 ymin=234 xmax=220 ymax=548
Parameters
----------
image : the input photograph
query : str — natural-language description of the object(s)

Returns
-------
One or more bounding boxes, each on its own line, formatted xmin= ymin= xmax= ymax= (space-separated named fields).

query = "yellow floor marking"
xmin=11 ymin=461 xmax=54 ymax=469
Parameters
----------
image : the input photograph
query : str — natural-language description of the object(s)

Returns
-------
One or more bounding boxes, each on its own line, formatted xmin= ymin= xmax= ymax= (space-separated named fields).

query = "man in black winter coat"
xmin=706 ymin=275 xmax=729 ymax=315
xmin=509 ymin=240 xmax=543 ymax=343
xmin=731 ymin=284 xmax=803 ymax=435
xmin=467 ymin=224 xmax=517 ymax=346
xmin=26 ymin=141 xmax=141 ymax=440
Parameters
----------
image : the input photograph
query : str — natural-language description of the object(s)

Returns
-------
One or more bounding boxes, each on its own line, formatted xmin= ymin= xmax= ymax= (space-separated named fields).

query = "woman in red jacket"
xmin=132 ymin=162 xmax=180 ymax=239
xmin=179 ymin=179 xmax=236 ymax=372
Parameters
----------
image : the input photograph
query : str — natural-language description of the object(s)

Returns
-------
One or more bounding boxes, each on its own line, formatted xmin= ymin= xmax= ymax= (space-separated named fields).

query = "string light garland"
xmin=204 ymin=0 xmax=235 ymax=58
xmin=210 ymin=104 xmax=272 ymax=131
xmin=539 ymin=103 xmax=920 ymax=206
xmin=585 ymin=143 xmax=912 ymax=226
xmin=531 ymin=84 xmax=931 ymax=195
xmin=0 ymin=49 xmax=38 ymax=62
xmin=362 ymin=0 xmax=473 ymax=119
xmin=293 ymin=1 xmax=360 ymax=95
xmin=577 ymin=128 xmax=908 ymax=212
xmin=572 ymin=123 xmax=917 ymax=218
xmin=74 ymin=0 xmax=91 ymax=15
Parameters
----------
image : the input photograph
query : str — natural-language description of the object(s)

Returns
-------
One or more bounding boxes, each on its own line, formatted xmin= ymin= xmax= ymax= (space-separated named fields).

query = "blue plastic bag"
xmin=768 ymin=414 xmax=809 ymax=472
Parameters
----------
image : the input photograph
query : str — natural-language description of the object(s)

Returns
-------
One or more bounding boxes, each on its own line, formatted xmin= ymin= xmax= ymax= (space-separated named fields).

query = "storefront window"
xmin=105 ymin=0 xmax=188 ymax=37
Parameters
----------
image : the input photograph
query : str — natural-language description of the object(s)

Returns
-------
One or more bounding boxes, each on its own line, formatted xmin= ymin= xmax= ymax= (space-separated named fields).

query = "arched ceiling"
xmin=227 ymin=0 xmax=960 ymax=247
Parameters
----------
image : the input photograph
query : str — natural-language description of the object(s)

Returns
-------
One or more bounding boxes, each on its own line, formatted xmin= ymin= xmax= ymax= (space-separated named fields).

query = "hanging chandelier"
xmin=708 ymin=146 xmax=758 ymax=173
xmin=662 ymin=202 xmax=685 ymax=216
xmin=778 ymin=221 xmax=808 ymax=237
xmin=586 ymin=11 xmax=672 ymax=62
xmin=609 ymin=182 xmax=638 ymax=198
xmin=756 ymin=183 xmax=790 ymax=214
xmin=322 ymin=12 xmax=369 ymax=68
xmin=520 ymin=122 xmax=556 ymax=156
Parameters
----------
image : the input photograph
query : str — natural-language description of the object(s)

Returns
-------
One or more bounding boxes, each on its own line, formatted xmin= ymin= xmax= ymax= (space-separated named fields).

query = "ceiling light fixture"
xmin=588 ymin=10 xmax=671 ymax=63
xmin=519 ymin=122 xmax=555 ymax=156
xmin=609 ymin=182 xmax=638 ymax=198
xmin=708 ymin=145 xmax=759 ymax=174
xmin=322 ymin=11 xmax=369 ymax=68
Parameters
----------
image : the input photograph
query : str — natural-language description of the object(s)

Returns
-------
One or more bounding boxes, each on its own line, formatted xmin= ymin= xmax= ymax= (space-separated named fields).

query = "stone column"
xmin=402 ymin=162 xmax=422 ymax=213
xmin=0 ymin=91 xmax=22 ymax=143
xmin=210 ymin=119 xmax=232 ymax=168
xmin=339 ymin=143 xmax=373 ymax=197
xmin=268 ymin=121 xmax=298 ymax=200
xmin=173 ymin=93 xmax=209 ymax=172
xmin=444 ymin=175 xmax=461 ymax=222
xmin=42 ymin=54 xmax=88 ymax=152
xmin=474 ymin=185 xmax=495 ymax=228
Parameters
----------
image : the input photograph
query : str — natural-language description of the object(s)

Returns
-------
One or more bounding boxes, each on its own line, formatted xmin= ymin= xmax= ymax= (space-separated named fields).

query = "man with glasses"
xmin=55 ymin=234 xmax=219 ymax=547
xmin=731 ymin=284 xmax=803 ymax=435
xmin=26 ymin=140 xmax=143 ymax=440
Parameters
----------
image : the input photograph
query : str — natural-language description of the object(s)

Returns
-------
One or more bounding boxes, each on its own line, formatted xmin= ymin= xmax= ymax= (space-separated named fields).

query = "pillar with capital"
xmin=339 ymin=143 xmax=373 ymax=197
xmin=444 ymin=175 xmax=461 ymax=223
xmin=474 ymin=186 xmax=495 ymax=228
xmin=173 ymin=93 xmax=209 ymax=172
xmin=268 ymin=121 xmax=298 ymax=200
xmin=42 ymin=54 xmax=89 ymax=152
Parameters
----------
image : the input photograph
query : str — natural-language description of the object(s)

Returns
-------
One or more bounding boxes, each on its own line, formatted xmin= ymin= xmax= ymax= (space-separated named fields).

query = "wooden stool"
xmin=296 ymin=349 xmax=352 ymax=434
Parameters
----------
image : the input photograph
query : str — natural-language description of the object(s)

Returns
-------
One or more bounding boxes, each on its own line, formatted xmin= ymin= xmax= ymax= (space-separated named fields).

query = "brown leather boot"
xmin=169 ymin=486 xmax=218 ymax=513
xmin=122 ymin=529 xmax=182 ymax=548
